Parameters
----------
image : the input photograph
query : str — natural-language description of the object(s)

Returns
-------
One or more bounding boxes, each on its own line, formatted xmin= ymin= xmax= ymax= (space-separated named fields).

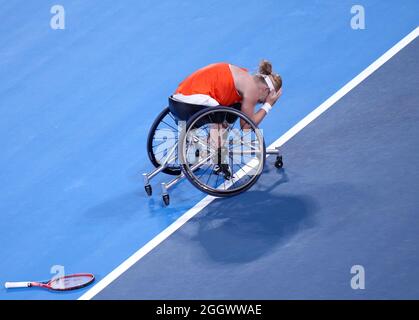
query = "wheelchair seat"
xmin=168 ymin=96 xmax=208 ymax=122
xmin=168 ymin=96 xmax=241 ymax=124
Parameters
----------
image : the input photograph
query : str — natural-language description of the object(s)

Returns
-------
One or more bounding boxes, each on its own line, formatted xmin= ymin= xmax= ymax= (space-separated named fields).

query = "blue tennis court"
xmin=0 ymin=1 xmax=418 ymax=300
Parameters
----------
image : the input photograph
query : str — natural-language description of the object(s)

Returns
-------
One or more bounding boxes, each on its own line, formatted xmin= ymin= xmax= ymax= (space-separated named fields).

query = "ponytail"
xmin=258 ymin=59 xmax=282 ymax=91
xmin=258 ymin=60 xmax=273 ymax=75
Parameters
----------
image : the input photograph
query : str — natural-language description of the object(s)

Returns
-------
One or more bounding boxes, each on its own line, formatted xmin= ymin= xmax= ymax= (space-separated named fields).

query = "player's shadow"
xmin=190 ymin=170 xmax=318 ymax=264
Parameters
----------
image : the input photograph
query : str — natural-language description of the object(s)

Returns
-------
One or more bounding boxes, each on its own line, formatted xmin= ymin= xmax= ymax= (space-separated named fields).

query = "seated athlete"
xmin=173 ymin=60 xmax=283 ymax=179
xmin=173 ymin=60 xmax=282 ymax=126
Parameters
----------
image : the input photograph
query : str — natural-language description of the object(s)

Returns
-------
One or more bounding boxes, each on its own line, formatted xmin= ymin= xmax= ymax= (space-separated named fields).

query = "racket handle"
xmin=5 ymin=282 xmax=31 ymax=289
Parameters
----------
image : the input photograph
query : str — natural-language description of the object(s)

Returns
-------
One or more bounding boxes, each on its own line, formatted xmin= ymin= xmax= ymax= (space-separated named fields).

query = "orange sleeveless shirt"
xmin=175 ymin=63 xmax=248 ymax=106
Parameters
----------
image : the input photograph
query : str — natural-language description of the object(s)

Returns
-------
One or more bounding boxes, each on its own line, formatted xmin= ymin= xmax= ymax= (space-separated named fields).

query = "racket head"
xmin=47 ymin=273 xmax=95 ymax=291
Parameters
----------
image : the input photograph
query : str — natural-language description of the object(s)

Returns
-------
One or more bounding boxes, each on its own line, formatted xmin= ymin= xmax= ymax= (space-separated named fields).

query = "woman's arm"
xmin=240 ymin=97 xmax=266 ymax=128
xmin=240 ymin=88 xmax=282 ymax=128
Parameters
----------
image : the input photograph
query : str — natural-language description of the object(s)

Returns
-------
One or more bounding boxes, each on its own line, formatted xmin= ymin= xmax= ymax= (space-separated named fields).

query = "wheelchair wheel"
xmin=147 ymin=107 xmax=181 ymax=175
xmin=178 ymin=107 xmax=266 ymax=197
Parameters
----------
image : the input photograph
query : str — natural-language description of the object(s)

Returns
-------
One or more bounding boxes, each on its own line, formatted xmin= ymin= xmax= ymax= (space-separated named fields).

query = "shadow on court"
xmin=190 ymin=169 xmax=319 ymax=264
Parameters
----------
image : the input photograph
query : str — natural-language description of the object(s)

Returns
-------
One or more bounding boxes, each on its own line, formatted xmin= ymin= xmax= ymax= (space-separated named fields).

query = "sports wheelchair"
xmin=143 ymin=97 xmax=283 ymax=206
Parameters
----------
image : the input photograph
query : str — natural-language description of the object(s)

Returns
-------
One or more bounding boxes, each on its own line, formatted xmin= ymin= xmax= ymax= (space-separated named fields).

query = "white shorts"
xmin=172 ymin=93 xmax=219 ymax=107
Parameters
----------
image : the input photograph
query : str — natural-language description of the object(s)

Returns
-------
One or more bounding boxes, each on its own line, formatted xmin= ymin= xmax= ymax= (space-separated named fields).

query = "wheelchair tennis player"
xmin=144 ymin=60 xmax=284 ymax=204
xmin=172 ymin=60 xmax=283 ymax=178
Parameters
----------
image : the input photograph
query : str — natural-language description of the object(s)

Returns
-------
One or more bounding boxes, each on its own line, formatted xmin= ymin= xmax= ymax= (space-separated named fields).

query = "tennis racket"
xmin=5 ymin=273 xmax=95 ymax=291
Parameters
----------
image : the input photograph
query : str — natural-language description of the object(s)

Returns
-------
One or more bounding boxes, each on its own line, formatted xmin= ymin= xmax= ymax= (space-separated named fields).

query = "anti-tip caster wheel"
xmin=274 ymin=156 xmax=283 ymax=169
xmin=145 ymin=185 xmax=152 ymax=196
xmin=162 ymin=194 xmax=170 ymax=206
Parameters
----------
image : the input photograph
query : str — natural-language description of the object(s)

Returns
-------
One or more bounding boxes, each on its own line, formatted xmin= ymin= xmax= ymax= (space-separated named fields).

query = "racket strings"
xmin=50 ymin=274 xmax=94 ymax=290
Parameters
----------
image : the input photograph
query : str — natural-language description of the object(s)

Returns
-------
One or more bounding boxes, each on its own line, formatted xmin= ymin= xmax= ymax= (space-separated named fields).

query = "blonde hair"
xmin=258 ymin=59 xmax=282 ymax=92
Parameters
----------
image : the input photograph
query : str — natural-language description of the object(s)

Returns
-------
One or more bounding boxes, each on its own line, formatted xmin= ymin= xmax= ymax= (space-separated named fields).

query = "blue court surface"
xmin=0 ymin=1 xmax=418 ymax=300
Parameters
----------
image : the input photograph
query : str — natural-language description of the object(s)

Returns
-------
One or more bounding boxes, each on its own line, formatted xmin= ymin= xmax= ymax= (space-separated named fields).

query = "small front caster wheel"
xmin=145 ymin=185 xmax=152 ymax=196
xmin=274 ymin=156 xmax=283 ymax=169
xmin=163 ymin=194 xmax=170 ymax=206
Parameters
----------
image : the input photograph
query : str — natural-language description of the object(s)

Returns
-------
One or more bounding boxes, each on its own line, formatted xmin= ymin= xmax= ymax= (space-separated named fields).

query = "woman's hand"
xmin=266 ymin=88 xmax=282 ymax=106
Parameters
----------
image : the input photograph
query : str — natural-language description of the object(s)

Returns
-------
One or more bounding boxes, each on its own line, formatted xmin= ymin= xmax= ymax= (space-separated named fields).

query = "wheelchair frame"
xmin=142 ymin=100 xmax=283 ymax=206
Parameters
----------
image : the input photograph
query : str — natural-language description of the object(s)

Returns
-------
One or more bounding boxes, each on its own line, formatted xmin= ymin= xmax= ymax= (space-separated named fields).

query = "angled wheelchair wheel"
xmin=178 ymin=107 xmax=266 ymax=197
xmin=147 ymin=107 xmax=181 ymax=175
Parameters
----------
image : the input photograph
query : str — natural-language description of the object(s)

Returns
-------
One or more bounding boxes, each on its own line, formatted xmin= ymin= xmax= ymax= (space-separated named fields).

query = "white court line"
xmin=269 ymin=27 xmax=419 ymax=149
xmin=79 ymin=27 xmax=419 ymax=300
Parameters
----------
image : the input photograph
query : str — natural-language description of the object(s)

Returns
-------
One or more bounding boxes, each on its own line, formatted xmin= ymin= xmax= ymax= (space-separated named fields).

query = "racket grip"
xmin=5 ymin=282 xmax=31 ymax=289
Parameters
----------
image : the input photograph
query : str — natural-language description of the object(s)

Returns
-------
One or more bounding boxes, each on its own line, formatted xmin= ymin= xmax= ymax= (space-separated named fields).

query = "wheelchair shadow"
xmin=189 ymin=169 xmax=318 ymax=265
